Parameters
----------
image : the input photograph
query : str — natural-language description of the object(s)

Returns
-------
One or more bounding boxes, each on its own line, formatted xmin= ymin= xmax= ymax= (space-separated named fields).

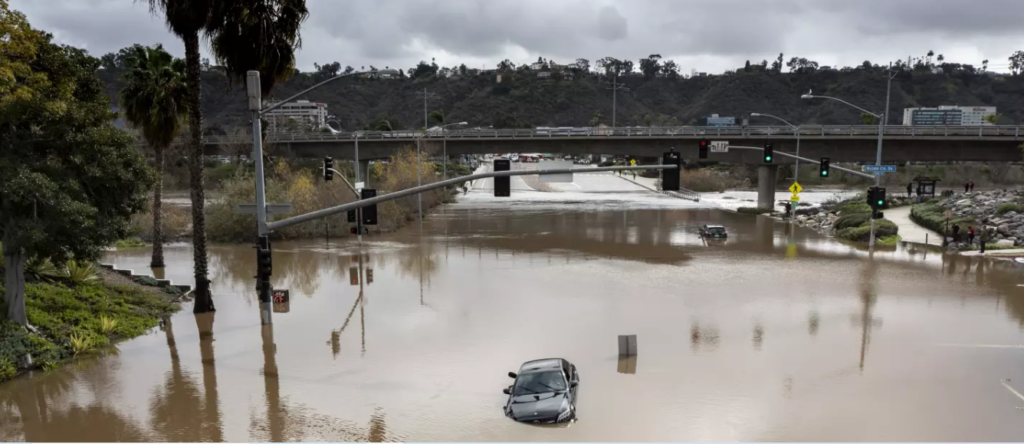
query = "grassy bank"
xmin=0 ymin=265 xmax=179 ymax=384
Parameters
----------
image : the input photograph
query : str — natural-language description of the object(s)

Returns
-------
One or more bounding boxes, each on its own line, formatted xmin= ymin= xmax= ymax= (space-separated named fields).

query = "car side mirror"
xmin=503 ymin=387 xmax=511 ymax=395
xmin=508 ymin=372 xmax=517 ymax=379
xmin=571 ymin=381 xmax=578 ymax=388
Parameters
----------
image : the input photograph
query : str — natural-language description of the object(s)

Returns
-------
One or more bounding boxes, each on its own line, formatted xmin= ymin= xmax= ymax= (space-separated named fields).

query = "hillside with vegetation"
xmin=95 ymin=50 xmax=1024 ymax=134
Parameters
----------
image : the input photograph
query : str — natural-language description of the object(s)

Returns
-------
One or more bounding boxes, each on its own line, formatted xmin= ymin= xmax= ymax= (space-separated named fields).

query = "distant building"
xmin=703 ymin=114 xmax=736 ymax=126
xmin=902 ymin=105 xmax=996 ymax=126
xmin=537 ymin=71 xmax=551 ymax=78
xmin=264 ymin=99 xmax=328 ymax=133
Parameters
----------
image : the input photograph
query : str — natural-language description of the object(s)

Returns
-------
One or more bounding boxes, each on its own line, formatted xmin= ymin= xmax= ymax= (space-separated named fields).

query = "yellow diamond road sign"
xmin=630 ymin=158 xmax=636 ymax=166
xmin=788 ymin=182 xmax=803 ymax=194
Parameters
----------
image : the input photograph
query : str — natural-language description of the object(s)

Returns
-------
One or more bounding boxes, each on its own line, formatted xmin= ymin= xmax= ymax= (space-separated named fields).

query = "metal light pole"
xmin=415 ymin=89 xmax=439 ymax=222
xmin=249 ymin=68 xmax=397 ymax=324
xmin=803 ymin=78 xmax=892 ymax=249
xmin=605 ymin=74 xmax=628 ymax=129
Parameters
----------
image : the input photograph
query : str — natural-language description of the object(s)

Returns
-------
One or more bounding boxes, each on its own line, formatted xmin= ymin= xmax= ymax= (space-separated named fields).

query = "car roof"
xmin=704 ymin=224 xmax=725 ymax=228
xmin=519 ymin=358 xmax=564 ymax=374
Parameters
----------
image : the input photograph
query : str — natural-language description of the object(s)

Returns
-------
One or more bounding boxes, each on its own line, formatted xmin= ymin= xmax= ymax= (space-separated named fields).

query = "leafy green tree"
xmin=0 ymin=8 xmax=154 ymax=325
xmin=1010 ymin=51 xmax=1024 ymax=76
xmin=588 ymin=110 xmax=603 ymax=126
xmin=860 ymin=113 xmax=876 ymax=125
xmin=428 ymin=109 xmax=445 ymax=125
xmin=142 ymin=0 xmax=218 ymax=313
xmin=639 ymin=54 xmax=662 ymax=79
xmin=120 ymin=44 xmax=189 ymax=268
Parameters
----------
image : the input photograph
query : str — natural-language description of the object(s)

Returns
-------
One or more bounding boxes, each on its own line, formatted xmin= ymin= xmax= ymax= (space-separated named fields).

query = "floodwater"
xmin=4 ymin=179 xmax=1024 ymax=441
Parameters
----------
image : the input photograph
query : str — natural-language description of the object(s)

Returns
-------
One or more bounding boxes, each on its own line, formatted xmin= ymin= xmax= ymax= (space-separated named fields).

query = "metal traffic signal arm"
xmin=722 ymin=145 xmax=875 ymax=180
xmin=266 ymin=164 xmax=678 ymax=232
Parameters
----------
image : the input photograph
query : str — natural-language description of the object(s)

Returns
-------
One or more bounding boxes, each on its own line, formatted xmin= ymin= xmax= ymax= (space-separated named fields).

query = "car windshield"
xmin=708 ymin=227 xmax=725 ymax=234
xmin=513 ymin=370 xmax=566 ymax=395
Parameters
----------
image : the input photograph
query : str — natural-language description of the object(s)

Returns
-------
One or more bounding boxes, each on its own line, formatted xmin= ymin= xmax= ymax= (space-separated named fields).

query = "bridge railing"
xmin=196 ymin=124 xmax=1023 ymax=145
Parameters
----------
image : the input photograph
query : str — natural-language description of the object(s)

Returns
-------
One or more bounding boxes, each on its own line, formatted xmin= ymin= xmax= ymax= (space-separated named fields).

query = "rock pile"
xmin=933 ymin=189 xmax=1024 ymax=249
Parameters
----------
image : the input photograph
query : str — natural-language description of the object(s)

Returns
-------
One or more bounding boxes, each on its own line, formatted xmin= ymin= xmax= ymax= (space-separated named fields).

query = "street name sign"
xmin=861 ymin=165 xmax=897 ymax=173
xmin=710 ymin=141 xmax=729 ymax=153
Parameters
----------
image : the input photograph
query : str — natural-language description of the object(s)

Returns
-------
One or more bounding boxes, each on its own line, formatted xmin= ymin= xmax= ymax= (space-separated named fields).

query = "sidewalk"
xmin=886 ymin=205 xmax=940 ymax=245
xmin=615 ymin=173 xmax=659 ymax=191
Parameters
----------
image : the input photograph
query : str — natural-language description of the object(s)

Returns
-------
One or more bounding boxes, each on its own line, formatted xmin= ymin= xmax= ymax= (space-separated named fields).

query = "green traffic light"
xmin=877 ymin=200 xmax=884 ymax=206
xmin=821 ymin=171 xmax=828 ymax=176
xmin=765 ymin=156 xmax=772 ymax=161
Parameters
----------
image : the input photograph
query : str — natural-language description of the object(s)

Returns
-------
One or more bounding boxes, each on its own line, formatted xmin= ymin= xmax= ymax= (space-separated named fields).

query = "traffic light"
xmin=347 ymin=209 xmax=356 ymax=223
xmin=662 ymin=151 xmax=681 ymax=191
xmin=819 ymin=157 xmax=830 ymax=178
xmin=366 ymin=268 xmax=373 ymax=285
xmin=867 ymin=186 xmax=887 ymax=210
xmin=349 ymin=267 xmax=358 ymax=286
xmin=324 ymin=156 xmax=334 ymax=181
xmin=763 ymin=143 xmax=773 ymax=163
xmin=361 ymin=189 xmax=378 ymax=225
xmin=494 ymin=158 xmax=511 ymax=197
xmin=699 ymin=139 xmax=709 ymax=159
xmin=256 ymin=246 xmax=272 ymax=279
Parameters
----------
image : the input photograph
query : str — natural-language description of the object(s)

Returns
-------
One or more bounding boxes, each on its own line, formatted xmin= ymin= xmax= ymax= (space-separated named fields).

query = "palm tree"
xmin=206 ymin=0 xmax=309 ymax=97
xmin=119 ymin=44 xmax=189 ymax=268
xmin=142 ymin=0 xmax=217 ymax=313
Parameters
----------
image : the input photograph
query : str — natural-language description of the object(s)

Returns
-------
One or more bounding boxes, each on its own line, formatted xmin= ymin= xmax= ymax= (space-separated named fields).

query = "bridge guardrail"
xmin=185 ymin=124 xmax=1023 ymax=146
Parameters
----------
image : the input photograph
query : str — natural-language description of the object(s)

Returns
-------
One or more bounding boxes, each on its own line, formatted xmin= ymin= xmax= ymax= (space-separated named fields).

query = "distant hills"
xmin=98 ymin=65 xmax=1024 ymax=135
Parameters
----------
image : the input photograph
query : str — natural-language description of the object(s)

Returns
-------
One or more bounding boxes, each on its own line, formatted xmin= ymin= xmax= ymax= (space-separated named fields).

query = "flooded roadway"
xmin=3 ymin=175 xmax=1024 ymax=441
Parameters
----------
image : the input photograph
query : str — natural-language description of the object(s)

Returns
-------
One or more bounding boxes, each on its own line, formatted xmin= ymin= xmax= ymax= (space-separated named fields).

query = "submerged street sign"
xmin=861 ymin=165 xmax=897 ymax=173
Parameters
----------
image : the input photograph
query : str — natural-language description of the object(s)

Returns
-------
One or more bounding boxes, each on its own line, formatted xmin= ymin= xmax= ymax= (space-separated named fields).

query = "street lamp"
xmin=802 ymin=88 xmax=887 ymax=249
xmin=247 ymin=68 xmax=397 ymax=325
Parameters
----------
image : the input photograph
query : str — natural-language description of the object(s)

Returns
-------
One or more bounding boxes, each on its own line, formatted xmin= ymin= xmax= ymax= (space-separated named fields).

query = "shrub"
xmin=61 ymin=260 xmax=99 ymax=285
xmin=679 ymin=169 xmax=734 ymax=192
xmin=834 ymin=212 xmax=872 ymax=230
xmin=132 ymin=275 xmax=160 ymax=287
xmin=910 ymin=203 xmax=976 ymax=234
xmin=0 ymin=358 xmax=14 ymax=381
xmin=837 ymin=201 xmax=872 ymax=214
xmin=995 ymin=203 xmax=1024 ymax=215
xmin=836 ymin=218 xmax=899 ymax=242
xmin=129 ymin=200 xmax=191 ymax=241
xmin=0 ymin=320 xmax=63 ymax=383
xmin=207 ymin=159 xmax=354 ymax=242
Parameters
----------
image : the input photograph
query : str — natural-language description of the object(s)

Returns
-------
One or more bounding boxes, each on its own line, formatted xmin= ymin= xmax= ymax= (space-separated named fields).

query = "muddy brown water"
xmin=3 ymin=201 xmax=1024 ymax=441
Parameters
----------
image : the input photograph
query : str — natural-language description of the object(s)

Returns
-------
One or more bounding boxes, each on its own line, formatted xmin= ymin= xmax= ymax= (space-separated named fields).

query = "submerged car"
xmin=503 ymin=358 xmax=579 ymax=424
xmin=701 ymin=224 xmax=728 ymax=239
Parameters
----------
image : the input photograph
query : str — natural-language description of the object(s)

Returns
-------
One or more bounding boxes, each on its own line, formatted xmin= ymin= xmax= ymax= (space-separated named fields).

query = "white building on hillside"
xmin=264 ymin=99 xmax=328 ymax=133
xmin=901 ymin=105 xmax=996 ymax=126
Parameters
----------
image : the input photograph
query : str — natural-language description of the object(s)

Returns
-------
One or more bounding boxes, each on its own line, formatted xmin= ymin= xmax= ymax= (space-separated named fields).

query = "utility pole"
xmin=414 ymin=88 xmax=439 ymax=223
xmin=604 ymin=74 xmax=629 ymax=128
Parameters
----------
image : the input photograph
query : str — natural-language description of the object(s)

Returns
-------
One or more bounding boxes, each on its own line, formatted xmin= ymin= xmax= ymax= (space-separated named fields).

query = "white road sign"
xmin=710 ymin=141 xmax=729 ymax=153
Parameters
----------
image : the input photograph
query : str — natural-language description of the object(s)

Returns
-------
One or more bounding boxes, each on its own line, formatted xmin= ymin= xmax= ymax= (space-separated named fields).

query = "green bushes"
xmin=837 ymin=201 xmax=872 ymax=214
xmin=679 ymin=169 xmax=735 ymax=192
xmin=910 ymin=203 xmax=975 ymax=234
xmin=834 ymin=212 xmax=872 ymax=230
xmin=0 ymin=279 xmax=179 ymax=383
xmin=995 ymin=203 xmax=1024 ymax=215
xmin=835 ymin=218 xmax=899 ymax=242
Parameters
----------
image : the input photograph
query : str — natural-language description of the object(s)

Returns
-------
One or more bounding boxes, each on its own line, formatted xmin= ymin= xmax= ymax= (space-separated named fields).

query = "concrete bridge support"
xmin=757 ymin=164 xmax=779 ymax=211
xmin=358 ymin=160 xmax=371 ymax=187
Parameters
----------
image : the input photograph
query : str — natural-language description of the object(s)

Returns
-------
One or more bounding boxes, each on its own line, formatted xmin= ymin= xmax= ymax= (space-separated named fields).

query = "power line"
xmin=604 ymin=75 xmax=629 ymax=128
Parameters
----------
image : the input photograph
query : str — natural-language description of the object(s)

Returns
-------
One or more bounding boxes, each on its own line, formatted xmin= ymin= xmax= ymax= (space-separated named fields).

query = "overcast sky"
xmin=11 ymin=0 xmax=1023 ymax=74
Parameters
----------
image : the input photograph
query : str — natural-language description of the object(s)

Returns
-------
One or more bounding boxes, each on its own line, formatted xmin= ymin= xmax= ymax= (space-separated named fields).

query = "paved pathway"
xmin=886 ymin=205 xmax=941 ymax=245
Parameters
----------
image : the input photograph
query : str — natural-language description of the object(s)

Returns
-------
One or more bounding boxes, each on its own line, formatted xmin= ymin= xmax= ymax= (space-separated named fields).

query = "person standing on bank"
xmin=952 ymin=224 xmax=961 ymax=243
xmin=968 ymin=226 xmax=976 ymax=245
xmin=907 ymin=182 xmax=913 ymax=198
xmin=964 ymin=182 xmax=970 ymax=193
xmin=980 ymin=226 xmax=989 ymax=254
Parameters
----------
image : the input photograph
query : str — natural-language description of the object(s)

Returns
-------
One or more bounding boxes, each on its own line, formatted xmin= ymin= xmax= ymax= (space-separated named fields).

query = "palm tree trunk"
xmin=183 ymin=31 xmax=214 ymax=313
xmin=150 ymin=143 xmax=165 ymax=268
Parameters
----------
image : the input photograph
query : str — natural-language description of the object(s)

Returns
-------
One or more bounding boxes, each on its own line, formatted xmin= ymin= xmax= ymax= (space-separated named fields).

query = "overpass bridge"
xmin=197 ymin=125 xmax=1024 ymax=163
